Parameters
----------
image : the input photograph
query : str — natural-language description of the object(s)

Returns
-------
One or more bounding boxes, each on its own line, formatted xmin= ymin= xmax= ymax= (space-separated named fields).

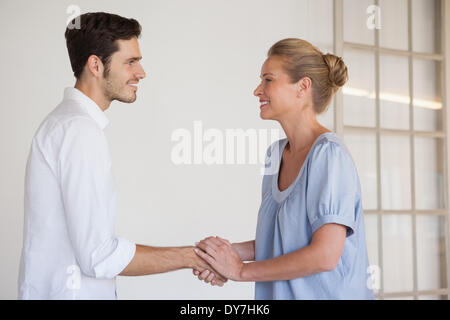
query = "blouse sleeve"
xmin=306 ymin=141 xmax=359 ymax=237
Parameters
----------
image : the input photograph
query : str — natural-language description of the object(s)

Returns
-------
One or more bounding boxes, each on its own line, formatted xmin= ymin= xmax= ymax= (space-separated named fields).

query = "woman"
xmin=194 ymin=38 xmax=374 ymax=300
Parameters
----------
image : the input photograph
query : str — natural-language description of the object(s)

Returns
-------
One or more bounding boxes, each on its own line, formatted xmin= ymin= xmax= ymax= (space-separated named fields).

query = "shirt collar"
xmin=63 ymin=87 xmax=110 ymax=130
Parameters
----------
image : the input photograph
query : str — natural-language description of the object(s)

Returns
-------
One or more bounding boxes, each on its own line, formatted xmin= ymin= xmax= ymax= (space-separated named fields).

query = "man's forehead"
xmin=115 ymin=38 xmax=142 ymax=57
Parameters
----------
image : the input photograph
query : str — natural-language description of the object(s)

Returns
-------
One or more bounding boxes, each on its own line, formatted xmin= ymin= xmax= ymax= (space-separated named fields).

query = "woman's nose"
xmin=254 ymin=84 xmax=262 ymax=96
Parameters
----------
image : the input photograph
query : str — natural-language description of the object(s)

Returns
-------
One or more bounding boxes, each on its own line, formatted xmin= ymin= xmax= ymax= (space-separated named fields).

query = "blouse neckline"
xmin=271 ymin=132 xmax=336 ymax=203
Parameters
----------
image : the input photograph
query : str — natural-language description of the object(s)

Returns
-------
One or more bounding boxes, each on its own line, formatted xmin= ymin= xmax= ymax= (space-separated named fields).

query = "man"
xmin=18 ymin=12 xmax=224 ymax=300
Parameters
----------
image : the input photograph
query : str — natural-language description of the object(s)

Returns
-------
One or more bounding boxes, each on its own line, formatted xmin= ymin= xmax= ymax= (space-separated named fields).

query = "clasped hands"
xmin=191 ymin=236 xmax=243 ymax=287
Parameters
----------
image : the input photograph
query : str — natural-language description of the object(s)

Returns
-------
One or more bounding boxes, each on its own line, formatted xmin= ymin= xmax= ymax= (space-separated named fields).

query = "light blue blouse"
xmin=255 ymin=133 xmax=375 ymax=300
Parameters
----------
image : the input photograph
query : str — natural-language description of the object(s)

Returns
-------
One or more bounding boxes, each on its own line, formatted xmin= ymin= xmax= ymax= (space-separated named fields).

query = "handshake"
xmin=190 ymin=236 xmax=253 ymax=286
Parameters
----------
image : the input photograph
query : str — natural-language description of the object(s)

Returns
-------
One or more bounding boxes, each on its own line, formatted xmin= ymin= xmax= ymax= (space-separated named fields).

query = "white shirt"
xmin=19 ymin=87 xmax=136 ymax=300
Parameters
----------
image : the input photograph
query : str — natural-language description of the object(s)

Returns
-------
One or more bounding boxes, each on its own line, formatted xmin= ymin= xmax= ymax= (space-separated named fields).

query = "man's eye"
xmin=265 ymin=78 xmax=272 ymax=82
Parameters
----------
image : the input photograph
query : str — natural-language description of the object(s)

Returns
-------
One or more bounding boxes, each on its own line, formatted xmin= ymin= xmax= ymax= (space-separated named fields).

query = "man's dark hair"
xmin=65 ymin=12 xmax=141 ymax=79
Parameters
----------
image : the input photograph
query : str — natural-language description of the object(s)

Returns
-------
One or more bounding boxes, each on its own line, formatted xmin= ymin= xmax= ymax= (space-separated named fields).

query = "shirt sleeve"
xmin=306 ymin=141 xmax=358 ymax=237
xmin=57 ymin=117 xmax=136 ymax=279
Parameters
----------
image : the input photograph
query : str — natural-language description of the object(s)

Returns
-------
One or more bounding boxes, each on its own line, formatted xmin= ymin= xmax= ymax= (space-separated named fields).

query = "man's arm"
xmin=119 ymin=244 xmax=226 ymax=282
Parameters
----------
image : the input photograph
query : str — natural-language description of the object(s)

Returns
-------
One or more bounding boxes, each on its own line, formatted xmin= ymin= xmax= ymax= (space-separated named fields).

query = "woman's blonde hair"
xmin=268 ymin=38 xmax=348 ymax=114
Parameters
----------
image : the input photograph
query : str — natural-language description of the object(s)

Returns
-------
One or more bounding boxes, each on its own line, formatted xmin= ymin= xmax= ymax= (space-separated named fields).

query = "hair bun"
xmin=322 ymin=53 xmax=348 ymax=88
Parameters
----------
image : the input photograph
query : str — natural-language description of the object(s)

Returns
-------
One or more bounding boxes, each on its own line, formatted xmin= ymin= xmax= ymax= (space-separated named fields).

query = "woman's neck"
xmin=278 ymin=110 xmax=330 ymax=153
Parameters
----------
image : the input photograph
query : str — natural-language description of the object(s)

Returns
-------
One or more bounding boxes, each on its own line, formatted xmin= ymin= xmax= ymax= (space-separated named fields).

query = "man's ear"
xmin=297 ymin=77 xmax=312 ymax=98
xmin=85 ymin=55 xmax=104 ymax=78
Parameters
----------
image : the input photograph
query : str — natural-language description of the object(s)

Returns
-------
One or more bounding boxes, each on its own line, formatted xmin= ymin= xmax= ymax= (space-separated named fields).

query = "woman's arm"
xmin=195 ymin=223 xmax=347 ymax=282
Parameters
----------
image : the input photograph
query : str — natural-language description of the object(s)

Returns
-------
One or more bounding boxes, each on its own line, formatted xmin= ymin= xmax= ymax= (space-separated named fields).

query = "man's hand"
xmin=190 ymin=246 xmax=228 ymax=286
xmin=194 ymin=236 xmax=244 ymax=281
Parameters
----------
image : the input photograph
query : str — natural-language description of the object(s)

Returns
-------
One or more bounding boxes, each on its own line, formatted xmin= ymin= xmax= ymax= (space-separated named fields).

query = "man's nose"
xmin=136 ymin=63 xmax=146 ymax=79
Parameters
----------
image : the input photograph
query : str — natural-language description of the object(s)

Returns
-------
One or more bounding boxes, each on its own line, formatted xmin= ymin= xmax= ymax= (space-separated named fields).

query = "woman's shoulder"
xmin=314 ymin=131 xmax=342 ymax=146
xmin=313 ymin=132 xmax=347 ymax=151
xmin=309 ymin=132 xmax=355 ymax=167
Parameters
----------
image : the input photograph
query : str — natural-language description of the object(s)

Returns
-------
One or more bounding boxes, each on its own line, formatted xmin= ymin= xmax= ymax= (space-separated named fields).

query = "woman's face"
xmin=253 ymin=56 xmax=300 ymax=120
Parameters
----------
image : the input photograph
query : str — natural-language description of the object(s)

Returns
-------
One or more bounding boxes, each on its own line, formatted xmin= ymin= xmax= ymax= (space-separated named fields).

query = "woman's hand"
xmin=190 ymin=246 xmax=228 ymax=285
xmin=192 ymin=269 xmax=228 ymax=286
xmin=194 ymin=236 xmax=244 ymax=281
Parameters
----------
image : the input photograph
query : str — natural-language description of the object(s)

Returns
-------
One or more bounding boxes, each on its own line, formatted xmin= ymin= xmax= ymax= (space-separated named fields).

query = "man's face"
xmin=103 ymin=37 xmax=146 ymax=103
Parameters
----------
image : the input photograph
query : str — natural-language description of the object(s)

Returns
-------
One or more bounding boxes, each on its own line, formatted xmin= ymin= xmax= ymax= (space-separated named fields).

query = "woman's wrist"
xmin=231 ymin=242 xmax=244 ymax=260
xmin=237 ymin=262 xmax=251 ymax=282
xmin=232 ymin=241 xmax=255 ymax=261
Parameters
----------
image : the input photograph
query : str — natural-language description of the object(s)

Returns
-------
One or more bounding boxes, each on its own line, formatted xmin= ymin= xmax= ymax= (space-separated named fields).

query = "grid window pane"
xmin=304 ymin=0 xmax=334 ymax=54
xmin=384 ymin=296 xmax=414 ymax=300
xmin=416 ymin=215 xmax=446 ymax=291
xmin=317 ymin=100 xmax=334 ymax=131
xmin=338 ymin=0 xmax=447 ymax=300
xmin=413 ymin=59 xmax=443 ymax=132
xmin=379 ymin=0 xmax=408 ymax=50
xmin=412 ymin=0 xmax=441 ymax=54
xmin=382 ymin=215 xmax=414 ymax=293
xmin=344 ymin=133 xmax=377 ymax=209
xmin=380 ymin=54 xmax=410 ymax=130
xmin=414 ymin=137 xmax=445 ymax=209
xmin=343 ymin=49 xmax=376 ymax=127
xmin=343 ymin=0 xmax=375 ymax=45
xmin=381 ymin=135 xmax=411 ymax=210
xmin=364 ymin=214 xmax=379 ymax=268
xmin=418 ymin=295 xmax=446 ymax=300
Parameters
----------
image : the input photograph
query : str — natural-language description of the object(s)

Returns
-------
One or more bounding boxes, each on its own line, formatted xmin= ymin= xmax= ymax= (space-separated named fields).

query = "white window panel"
xmin=364 ymin=214 xmax=379 ymax=269
xmin=382 ymin=215 xmax=414 ymax=293
xmin=380 ymin=54 xmax=410 ymax=130
xmin=381 ymin=135 xmax=412 ymax=210
xmin=344 ymin=133 xmax=378 ymax=210
xmin=379 ymin=0 xmax=408 ymax=50
xmin=343 ymin=49 xmax=376 ymax=127
xmin=414 ymin=137 xmax=445 ymax=210
xmin=343 ymin=0 xmax=375 ymax=46
xmin=416 ymin=215 xmax=446 ymax=291
xmin=413 ymin=59 xmax=443 ymax=132
xmin=412 ymin=0 xmax=440 ymax=54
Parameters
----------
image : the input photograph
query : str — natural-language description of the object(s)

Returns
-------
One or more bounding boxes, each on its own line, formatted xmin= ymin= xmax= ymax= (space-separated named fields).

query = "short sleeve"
xmin=306 ymin=141 xmax=358 ymax=237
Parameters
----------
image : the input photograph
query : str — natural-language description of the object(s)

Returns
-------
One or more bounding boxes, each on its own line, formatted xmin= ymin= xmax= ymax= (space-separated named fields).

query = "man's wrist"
xmin=180 ymin=246 xmax=196 ymax=269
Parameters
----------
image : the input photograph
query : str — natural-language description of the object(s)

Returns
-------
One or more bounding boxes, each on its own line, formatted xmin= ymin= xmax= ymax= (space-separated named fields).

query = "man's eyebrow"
xmin=126 ymin=56 xmax=142 ymax=61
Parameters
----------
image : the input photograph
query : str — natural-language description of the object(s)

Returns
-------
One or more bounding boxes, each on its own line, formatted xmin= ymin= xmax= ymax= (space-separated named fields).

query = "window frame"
xmin=333 ymin=0 xmax=450 ymax=299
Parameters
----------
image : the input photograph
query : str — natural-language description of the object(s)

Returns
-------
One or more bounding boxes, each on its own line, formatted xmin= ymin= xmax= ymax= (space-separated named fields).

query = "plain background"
xmin=0 ymin=0 xmax=336 ymax=299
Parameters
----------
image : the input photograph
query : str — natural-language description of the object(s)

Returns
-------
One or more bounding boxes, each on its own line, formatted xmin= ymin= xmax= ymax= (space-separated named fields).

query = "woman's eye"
xmin=265 ymin=78 xmax=272 ymax=82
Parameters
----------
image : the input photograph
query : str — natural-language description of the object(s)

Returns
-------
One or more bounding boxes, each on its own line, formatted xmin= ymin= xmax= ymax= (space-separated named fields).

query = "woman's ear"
xmin=297 ymin=77 xmax=312 ymax=98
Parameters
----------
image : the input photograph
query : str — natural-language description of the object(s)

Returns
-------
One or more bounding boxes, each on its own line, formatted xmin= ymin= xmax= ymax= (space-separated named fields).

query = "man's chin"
xmin=114 ymin=94 xmax=137 ymax=104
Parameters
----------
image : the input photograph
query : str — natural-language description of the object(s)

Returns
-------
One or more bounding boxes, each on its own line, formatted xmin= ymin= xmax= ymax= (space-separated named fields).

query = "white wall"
xmin=0 ymin=0 xmax=335 ymax=299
